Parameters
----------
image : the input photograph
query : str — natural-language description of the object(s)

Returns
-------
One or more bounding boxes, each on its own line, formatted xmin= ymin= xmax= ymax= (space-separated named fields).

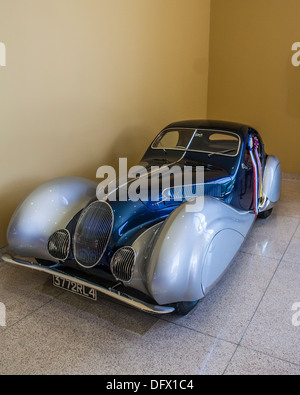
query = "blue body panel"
xmin=64 ymin=120 xmax=265 ymax=278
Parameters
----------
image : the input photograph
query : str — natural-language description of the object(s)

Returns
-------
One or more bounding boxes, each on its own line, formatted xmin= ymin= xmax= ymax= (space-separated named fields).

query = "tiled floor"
xmin=0 ymin=178 xmax=300 ymax=375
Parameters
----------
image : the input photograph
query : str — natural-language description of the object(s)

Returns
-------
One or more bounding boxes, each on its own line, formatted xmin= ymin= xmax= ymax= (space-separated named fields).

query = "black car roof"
xmin=164 ymin=120 xmax=255 ymax=139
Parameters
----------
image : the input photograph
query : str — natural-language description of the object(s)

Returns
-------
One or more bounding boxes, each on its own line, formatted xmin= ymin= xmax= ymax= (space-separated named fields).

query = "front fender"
xmin=7 ymin=177 xmax=97 ymax=261
xmin=146 ymin=197 xmax=255 ymax=305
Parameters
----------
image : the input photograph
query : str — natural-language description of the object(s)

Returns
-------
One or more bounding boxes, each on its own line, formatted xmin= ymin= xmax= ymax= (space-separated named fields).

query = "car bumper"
xmin=1 ymin=253 xmax=175 ymax=315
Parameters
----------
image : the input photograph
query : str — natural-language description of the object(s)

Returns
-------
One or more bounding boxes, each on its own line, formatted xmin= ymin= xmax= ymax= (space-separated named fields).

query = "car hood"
xmin=89 ymin=159 xmax=233 ymax=260
xmin=70 ymin=158 xmax=235 ymax=271
xmin=101 ymin=158 xmax=234 ymax=248
xmin=136 ymin=158 xmax=233 ymax=211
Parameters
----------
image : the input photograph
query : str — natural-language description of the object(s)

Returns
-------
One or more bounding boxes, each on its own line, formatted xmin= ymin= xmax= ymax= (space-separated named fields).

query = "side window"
xmin=157 ymin=131 xmax=180 ymax=149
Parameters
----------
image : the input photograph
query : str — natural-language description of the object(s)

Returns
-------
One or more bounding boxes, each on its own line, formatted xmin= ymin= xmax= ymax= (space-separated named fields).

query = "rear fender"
xmin=260 ymin=155 xmax=281 ymax=212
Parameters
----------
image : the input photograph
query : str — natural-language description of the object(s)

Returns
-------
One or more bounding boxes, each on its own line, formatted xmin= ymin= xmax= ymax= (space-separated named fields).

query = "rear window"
xmin=152 ymin=128 xmax=240 ymax=157
xmin=188 ymin=131 xmax=240 ymax=156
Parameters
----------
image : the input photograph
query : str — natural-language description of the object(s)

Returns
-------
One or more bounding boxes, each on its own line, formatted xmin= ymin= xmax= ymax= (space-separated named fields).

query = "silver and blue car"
xmin=2 ymin=120 xmax=281 ymax=315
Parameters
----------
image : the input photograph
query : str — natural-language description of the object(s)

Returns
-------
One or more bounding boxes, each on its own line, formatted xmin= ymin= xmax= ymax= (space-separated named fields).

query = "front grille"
xmin=48 ymin=229 xmax=70 ymax=261
xmin=74 ymin=201 xmax=114 ymax=268
xmin=111 ymin=247 xmax=136 ymax=282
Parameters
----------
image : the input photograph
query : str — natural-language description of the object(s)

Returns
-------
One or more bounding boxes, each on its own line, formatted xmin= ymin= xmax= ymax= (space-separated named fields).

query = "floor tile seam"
xmin=274 ymin=214 xmax=300 ymax=220
xmin=222 ymin=333 xmax=300 ymax=375
xmin=0 ymin=291 xmax=64 ymax=337
xmin=241 ymin=216 xmax=300 ymax=259
xmin=239 ymin=250 xmax=281 ymax=261
xmin=234 ymin=343 xmax=300 ymax=370
xmin=236 ymin=222 xmax=300 ymax=347
xmin=159 ymin=315 xmax=240 ymax=348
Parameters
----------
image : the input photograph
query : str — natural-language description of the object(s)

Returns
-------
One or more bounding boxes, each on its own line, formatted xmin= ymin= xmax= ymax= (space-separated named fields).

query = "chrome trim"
xmin=1 ymin=253 xmax=175 ymax=315
xmin=151 ymin=128 xmax=241 ymax=158
xmin=73 ymin=200 xmax=114 ymax=269
xmin=110 ymin=246 xmax=137 ymax=283
xmin=163 ymin=183 xmax=205 ymax=200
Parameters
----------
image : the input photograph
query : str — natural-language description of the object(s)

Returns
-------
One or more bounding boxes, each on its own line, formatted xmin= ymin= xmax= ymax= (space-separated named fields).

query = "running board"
xmin=1 ymin=254 xmax=175 ymax=315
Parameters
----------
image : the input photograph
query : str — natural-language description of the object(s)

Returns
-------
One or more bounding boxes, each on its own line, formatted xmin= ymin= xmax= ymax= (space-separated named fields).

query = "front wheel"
xmin=173 ymin=300 xmax=200 ymax=315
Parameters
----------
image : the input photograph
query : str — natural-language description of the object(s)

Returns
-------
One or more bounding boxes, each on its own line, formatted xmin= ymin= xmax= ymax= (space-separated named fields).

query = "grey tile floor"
xmin=0 ymin=178 xmax=300 ymax=375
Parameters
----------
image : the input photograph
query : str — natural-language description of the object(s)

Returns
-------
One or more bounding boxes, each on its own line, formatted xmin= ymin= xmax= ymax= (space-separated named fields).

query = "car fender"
xmin=124 ymin=222 xmax=164 ymax=297
xmin=7 ymin=177 xmax=97 ymax=261
xmin=145 ymin=197 xmax=255 ymax=305
xmin=260 ymin=155 xmax=281 ymax=212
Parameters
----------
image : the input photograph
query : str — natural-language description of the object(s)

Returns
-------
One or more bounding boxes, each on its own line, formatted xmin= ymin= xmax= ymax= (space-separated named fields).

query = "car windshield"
xmin=152 ymin=128 xmax=241 ymax=157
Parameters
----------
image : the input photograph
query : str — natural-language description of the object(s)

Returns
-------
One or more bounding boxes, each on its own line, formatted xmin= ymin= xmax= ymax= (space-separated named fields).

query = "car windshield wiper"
xmin=157 ymin=142 xmax=171 ymax=163
xmin=158 ymin=141 xmax=167 ymax=153
xmin=208 ymin=149 xmax=236 ymax=158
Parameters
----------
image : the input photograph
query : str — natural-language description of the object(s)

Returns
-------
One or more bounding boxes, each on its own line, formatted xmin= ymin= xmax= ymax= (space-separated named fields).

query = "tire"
xmin=258 ymin=208 xmax=273 ymax=219
xmin=174 ymin=300 xmax=200 ymax=315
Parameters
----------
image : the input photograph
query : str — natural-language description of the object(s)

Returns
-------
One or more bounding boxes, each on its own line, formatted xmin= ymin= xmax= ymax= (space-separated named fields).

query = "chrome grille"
xmin=48 ymin=229 xmax=70 ymax=261
xmin=74 ymin=201 xmax=114 ymax=268
xmin=111 ymin=247 xmax=136 ymax=282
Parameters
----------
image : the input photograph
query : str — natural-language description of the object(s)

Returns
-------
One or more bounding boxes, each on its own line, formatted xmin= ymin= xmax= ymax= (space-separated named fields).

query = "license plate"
xmin=53 ymin=276 xmax=97 ymax=301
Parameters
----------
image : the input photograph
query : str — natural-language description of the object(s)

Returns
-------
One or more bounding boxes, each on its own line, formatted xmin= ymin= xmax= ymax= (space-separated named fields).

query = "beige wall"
xmin=0 ymin=0 xmax=211 ymax=246
xmin=208 ymin=0 xmax=300 ymax=174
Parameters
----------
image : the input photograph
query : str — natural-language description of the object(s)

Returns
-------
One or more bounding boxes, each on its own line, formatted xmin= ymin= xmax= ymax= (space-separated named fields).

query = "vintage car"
xmin=2 ymin=120 xmax=281 ymax=315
